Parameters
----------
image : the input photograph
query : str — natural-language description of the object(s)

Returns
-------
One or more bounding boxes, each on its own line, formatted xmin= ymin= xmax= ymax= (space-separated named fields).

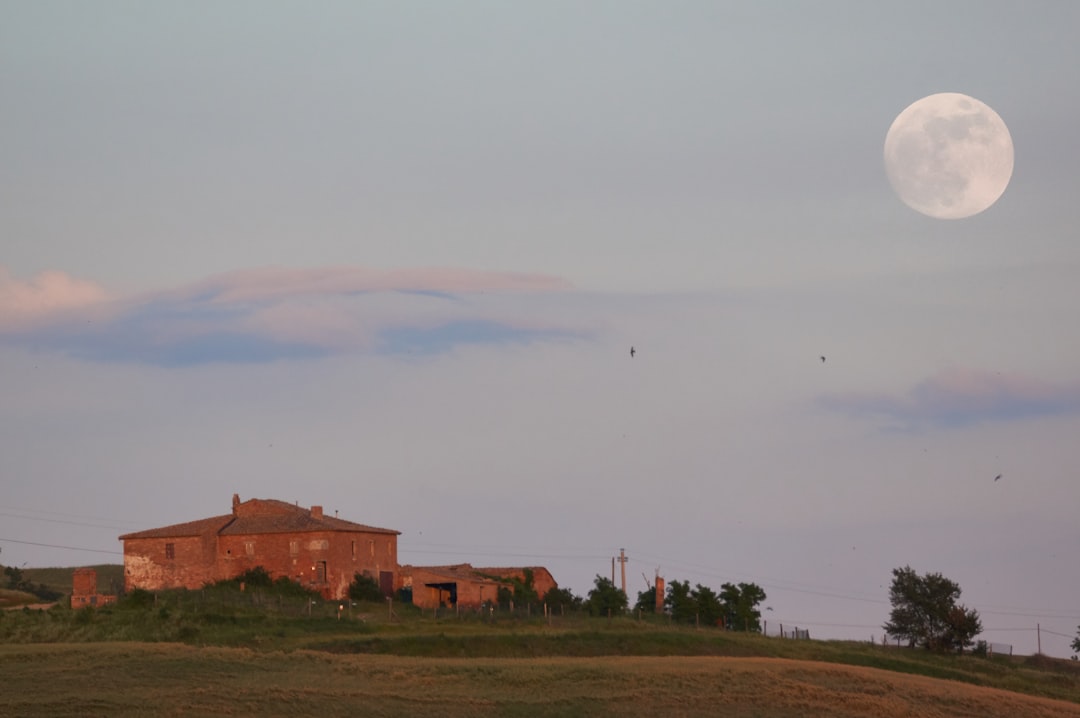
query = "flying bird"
xmin=994 ymin=474 xmax=1002 ymax=482
xmin=820 ymin=356 xmax=826 ymax=363
xmin=630 ymin=346 xmax=635 ymax=358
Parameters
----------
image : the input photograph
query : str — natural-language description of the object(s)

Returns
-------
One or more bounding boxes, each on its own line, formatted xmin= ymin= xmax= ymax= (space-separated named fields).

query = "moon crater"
xmin=884 ymin=93 xmax=1014 ymax=219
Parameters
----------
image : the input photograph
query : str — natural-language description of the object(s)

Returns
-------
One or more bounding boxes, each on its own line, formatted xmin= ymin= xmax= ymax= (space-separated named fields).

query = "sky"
xmin=2 ymin=1 xmax=1079 ymax=656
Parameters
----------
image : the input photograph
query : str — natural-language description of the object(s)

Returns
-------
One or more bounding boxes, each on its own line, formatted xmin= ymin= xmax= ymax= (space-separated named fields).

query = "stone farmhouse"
xmin=119 ymin=495 xmax=399 ymax=600
xmin=119 ymin=495 xmax=559 ymax=605
xmin=400 ymin=564 xmax=557 ymax=609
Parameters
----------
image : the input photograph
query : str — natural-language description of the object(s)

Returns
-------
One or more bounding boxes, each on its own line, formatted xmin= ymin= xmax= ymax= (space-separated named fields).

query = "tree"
xmin=543 ymin=586 xmax=582 ymax=612
xmin=586 ymin=575 xmax=627 ymax=616
xmin=511 ymin=568 xmax=540 ymax=608
xmin=883 ymin=566 xmax=982 ymax=652
xmin=348 ymin=572 xmax=383 ymax=602
xmin=635 ymin=586 xmax=657 ymax=613
xmin=1071 ymin=626 xmax=1080 ymax=656
xmin=719 ymin=582 xmax=767 ymax=631
xmin=693 ymin=584 xmax=724 ymax=626
xmin=665 ymin=579 xmax=697 ymax=624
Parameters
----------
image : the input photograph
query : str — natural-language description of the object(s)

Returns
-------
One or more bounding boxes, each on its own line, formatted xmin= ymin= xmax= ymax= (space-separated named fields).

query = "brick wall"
xmin=125 ymin=530 xmax=398 ymax=600
xmin=124 ymin=535 xmax=218 ymax=593
xmin=71 ymin=568 xmax=117 ymax=609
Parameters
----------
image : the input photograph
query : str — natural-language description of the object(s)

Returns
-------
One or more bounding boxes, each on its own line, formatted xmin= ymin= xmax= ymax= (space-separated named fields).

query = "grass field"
xmin=0 ymin=588 xmax=40 ymax=608
xmin=3 ymin=572 xmax=1079 ymax=716
xmin=3 ymin=642 xmax=1080 ymax=718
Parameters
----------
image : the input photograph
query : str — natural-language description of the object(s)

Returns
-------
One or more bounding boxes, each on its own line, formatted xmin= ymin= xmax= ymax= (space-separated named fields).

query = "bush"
xmin=348 ymin=573 xmax=383 ymax=602
xmin=120 ymin=588 xmax=156 ymax=610
xmin=234 ymin=567 xmax=274 ymax=589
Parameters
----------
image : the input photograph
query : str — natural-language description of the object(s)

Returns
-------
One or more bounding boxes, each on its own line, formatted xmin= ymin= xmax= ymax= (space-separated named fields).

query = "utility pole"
xmin=618 ymin=548 xmax=628 ymax=597
xmin=1037 ymin=623 xmax=1042 ymax=655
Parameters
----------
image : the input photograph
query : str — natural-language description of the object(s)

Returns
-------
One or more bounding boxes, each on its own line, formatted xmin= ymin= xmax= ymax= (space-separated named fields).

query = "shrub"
xmin=348 ymin=573 xmax=383 ymax=602
xmin=120 ymin=588 xmax=156 ymax=610
xmin=234 ymin=567 xmax=274 ymax=589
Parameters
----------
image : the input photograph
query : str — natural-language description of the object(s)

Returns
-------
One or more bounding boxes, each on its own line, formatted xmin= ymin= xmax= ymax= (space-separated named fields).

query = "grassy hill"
xmin=2 ymin=642 xmax=1079 ymax=718
xmin=2 ymin=572 xmax=1077 ymax=715
xmin=21 ymin=564 xmax=124 ymax=596
xmin=0 ymin=588 xmax=40 ymax=608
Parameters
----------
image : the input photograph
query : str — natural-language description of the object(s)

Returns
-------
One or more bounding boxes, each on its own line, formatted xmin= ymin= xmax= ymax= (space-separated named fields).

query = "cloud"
xmin=0 ymin=266 xmax=110 ymax=329
xmin=0 ymin=265 xmax=580 ymax=366
xmin=819 ymin=367 xmax=1080 ymax=429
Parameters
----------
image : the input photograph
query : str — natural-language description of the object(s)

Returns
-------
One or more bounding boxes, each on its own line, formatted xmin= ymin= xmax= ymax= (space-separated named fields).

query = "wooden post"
xmin=1037 ymin=623 xmax=1042 ymax=655
xmin=618 ymin=548 xmax=628 ymax=598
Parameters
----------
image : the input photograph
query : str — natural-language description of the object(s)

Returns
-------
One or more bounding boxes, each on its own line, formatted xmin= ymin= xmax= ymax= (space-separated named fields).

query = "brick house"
xmin=400 ymin=564 xmax=558 ymax=609
xmin=70 ymin=568 xmax=117 ymax=609
xmin=119 ymin=495 xmax=400 ymax=600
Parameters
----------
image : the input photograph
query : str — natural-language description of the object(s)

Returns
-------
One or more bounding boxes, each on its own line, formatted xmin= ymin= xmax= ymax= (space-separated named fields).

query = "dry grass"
xmin=0 ymin=588 xmax=40 ymax=608
xmin=3 ymin=643 xmax=1080 ymax=718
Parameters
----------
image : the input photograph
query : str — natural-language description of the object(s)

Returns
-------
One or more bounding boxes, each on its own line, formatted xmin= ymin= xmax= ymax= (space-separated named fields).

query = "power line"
xmin=400 ymin=548 xmax=609 ymax=561
xmin=0 ymin=504 xmax=144 ymax=528
xmin=631 ymin=550 xmax=889 ymax=606
xmin=978 ymin=608 xmax=1080 ymax=620
xmin=0 ymin=537 xmax=122 ymax=556
xmin=0 ymin=511 xmax=128 ymax=532
xmin=1041 ymin=628 xmax=1076 ymax=639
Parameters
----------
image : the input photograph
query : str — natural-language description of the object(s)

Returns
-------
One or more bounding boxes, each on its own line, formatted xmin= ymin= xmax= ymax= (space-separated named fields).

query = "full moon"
xmin=883 ymin=92 xmax=1014 ymax=219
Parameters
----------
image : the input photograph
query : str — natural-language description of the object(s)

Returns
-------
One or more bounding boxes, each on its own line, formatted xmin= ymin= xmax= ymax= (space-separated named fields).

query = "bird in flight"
xmin=820 ymin=356 xmax=826 ymax=363
xmin=994 ymin=474 xmax=1002 ymax=482
xmin=630 ymin=346 xmax=636 ymax=358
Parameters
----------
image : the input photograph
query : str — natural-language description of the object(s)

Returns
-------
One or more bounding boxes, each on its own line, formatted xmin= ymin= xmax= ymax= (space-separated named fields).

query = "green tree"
xmin=1070 ymin=626 xmax=1080 ymax=656
xmin=664 ymin=579 xmax=697 ymax=624
xmin=719 ymin=582 xmax=767 ymax=631
xmin=634 ymin=586 xmax=657 ymax=613
xmin=3 ymin=565 xmax=24 ymax=588
xmin=693 ymin=584 xmax=724 ymax=626
xmin=586 ymin=575 xmax=627 ymax=616
xmin=883 ymin=566 xmax=982 ymax=652
xmin=348 ymin=572 xmax=383 ymax=602
xmin=542 ymin=586 xmax=582 ymax=612
xmin=511 ymin=568 xmax=540 ymax=608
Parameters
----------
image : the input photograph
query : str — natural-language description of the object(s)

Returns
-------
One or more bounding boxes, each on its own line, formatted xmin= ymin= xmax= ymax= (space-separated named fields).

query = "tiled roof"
xmin=472 ymin=566 xmax=550 ymax=577
xmin=119 ymin=514 xmax=235 ymax=540
xmin=219 ymin=511 xmax=397 ymax=536
xmin=401 ymin=564 xmax=503 ymax=584
xmin=119 ymin=498 xmax=399 ymax=540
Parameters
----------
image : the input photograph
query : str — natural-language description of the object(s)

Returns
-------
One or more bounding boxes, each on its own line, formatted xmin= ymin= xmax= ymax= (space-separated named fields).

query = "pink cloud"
xmin=0 ymin=264 xmax=580 ymax=365
xmin=820 ymin=367 xmax=1080 ymax=428
xmin=166 ymin=266 xmax=573 ymax=305
xmin=0 ymin=266 xmax=110 ymax=329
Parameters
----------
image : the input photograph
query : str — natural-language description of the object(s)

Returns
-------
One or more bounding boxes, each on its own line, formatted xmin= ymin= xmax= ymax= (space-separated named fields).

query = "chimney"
xmin=311 ymin=505 xmax=323 ymax=519
xmin=232 ymin=494 xmax=241 ymax=516
xmin=655 ymin=575 xmax=665 ymax=614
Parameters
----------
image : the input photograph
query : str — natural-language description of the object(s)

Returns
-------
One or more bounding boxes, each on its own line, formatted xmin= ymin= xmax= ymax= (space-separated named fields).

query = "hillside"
xmin=2 ymin=643 xmax=1079 ymax=717
xmin=21 ymin=564 xmax=124 ymax=596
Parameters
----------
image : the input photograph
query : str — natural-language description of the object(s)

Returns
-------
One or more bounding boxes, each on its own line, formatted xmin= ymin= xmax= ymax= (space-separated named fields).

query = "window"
xmin=289 ymin=541 xmax=298 ymax=556
xmin=351 ymin=541 xmax=356 ymax=560
xmin=165 ymin=543 xmax=175 ymax=560
xmin=369 ymin=540 xmax=375 ymax=557
xmin=245 ymin=541 xmax=255 ymax=557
